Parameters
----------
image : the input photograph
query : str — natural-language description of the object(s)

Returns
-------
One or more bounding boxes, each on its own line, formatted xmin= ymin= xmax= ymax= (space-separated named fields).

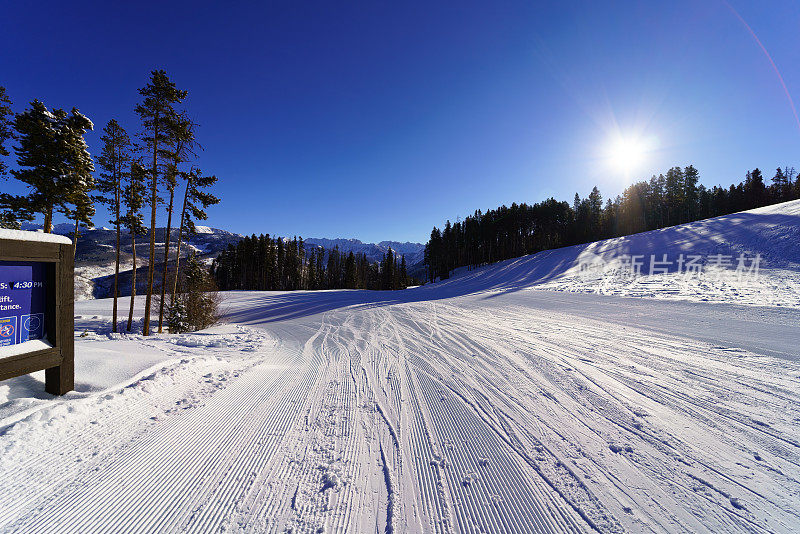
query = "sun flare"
xmin=608 ymin=137 xmax=646 ymax=173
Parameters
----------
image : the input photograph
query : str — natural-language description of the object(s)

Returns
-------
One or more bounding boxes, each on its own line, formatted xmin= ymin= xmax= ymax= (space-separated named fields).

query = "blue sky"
xmin=2 ymin=1 xmax=799 ymax=243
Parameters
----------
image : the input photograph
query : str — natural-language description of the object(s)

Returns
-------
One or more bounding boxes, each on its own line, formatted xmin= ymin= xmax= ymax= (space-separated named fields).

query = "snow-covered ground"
xmin=74 ymin=262 xmax=123 ymax=301
xmin=1 ymin=202 xmax=799 ymax=533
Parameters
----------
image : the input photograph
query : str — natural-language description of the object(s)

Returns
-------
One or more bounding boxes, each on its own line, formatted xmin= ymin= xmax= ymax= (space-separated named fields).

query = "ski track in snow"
xmin=0 ymin=292 xmax=798 ymax=533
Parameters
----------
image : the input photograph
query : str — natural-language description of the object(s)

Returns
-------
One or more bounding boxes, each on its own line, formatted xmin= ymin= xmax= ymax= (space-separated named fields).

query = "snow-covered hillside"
xmin=436 ymin=199 xmax=800 ymax=307
xmin=1 ymin=201 xmax=798 ymax=533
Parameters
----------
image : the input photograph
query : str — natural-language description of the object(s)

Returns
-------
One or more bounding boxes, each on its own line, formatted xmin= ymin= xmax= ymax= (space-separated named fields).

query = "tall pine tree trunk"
xmin=157 ymin=185 xmax=175 ymax=333
xmin=143 ymin=120 xmax=158 ymax=336
xmin=112 ymin=178 xmax=121 ymax=333
xmin=43 ymin=206 xmax=53 ymax=234
xmin=127 ymin=231 xmax=137 ymax=332
xmin=73 ymin=216 xmax=79 ymax=253
xmin=171 ymin=180 xmax=190 ymax=304
xmin=171 ymin=226 xmax=184 ymax=303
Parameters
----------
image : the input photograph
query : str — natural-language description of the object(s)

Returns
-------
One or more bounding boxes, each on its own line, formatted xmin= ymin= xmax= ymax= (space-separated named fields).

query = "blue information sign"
xmin=0 ymin=261 xmax=47 ymax=347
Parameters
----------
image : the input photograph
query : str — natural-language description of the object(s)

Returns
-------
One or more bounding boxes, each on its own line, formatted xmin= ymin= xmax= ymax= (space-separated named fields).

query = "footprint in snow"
xmin=609 ymin=444 xmax=632 ymax=454
xmin=462 ymin=472 xmax=478 ymax=487
xmin=729 ymin=497 xmax=745 ymax=510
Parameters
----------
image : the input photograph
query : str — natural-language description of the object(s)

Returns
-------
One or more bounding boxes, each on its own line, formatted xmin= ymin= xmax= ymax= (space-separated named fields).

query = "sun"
xmin=608 ymin=137 xmax=646 ymax=174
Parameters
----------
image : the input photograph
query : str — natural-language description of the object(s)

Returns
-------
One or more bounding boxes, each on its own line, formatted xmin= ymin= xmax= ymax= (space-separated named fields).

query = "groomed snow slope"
xmin=1 ymin=202 xmax=799 ymax=533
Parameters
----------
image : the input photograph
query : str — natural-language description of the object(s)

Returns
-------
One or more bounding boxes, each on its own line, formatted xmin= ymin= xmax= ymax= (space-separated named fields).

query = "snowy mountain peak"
xmin=302 ymin=238 xmax=424 ymax=264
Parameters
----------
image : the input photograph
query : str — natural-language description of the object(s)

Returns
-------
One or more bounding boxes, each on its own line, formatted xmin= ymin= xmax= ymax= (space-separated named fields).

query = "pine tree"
xmin=314 ymin=248 xmax=324 ymax=289
xmin=135 ymin=70 xmax=188 ymax=336
xmin=588 ymin=186 xmax=603 ymax=237
xmin=0 ymin=86 xmax=12 ymax=177
xmin=425 ymin=227 xmax=443 ymax=281
xmin=158 ymin=114 xmax=197 ymax=333
xmin=344 ymin=251 xmax=356 ymax=289
xmin=683 ymin=165 xmax=699 ymax=222
xmin=60 ymin=107 xmax=95 ymax=249
xmin=11 ymin=101 xmax=67 ymax=232
xmin=326 ymin=246 xmax=340 ymax=288
xmin=0 ymin=86 xmax=19 ymax=227
xmin=307 ymin=249 xmax=317 ymax=290
xmin=9 ymin=102 xmax=94 ymax=232
xmin=165 ymin=291 xmax=189 ymax=333
xmin=382 ymin=248 xmax=395 ymax=290
xmin=664 ymin=166 xmax=684 ymax=225
xmin=95 ymin=120 xmax=131 ymax=332
xmin=167 ymin=251 xmax=219 ymax=333
xmin=0 ymin=194 xmax=33 ymax=229
xmin=67 ymin=186 xmax=95 ymax=252
xmin=171 ymin=166 xmax=219 ymax=301
xmin=276 ymin=238 xmax=285 ymax=290
xmin=772 ymin=167 xmax=789 ymax=202
xmin=784 ymin=167 xmax=797 ymax=200
xmin=297 ymin=237 xmax=305 ymax=289
xmin=400 ymin=255 xmax=408 ymax=288
xmin=744 ymin=168 xmax=766 ymax=208
xmin=649 ymin=174 xmax=666 ymax=229
xmin=0 ymin=87 xmax=29 ymax=229
xmin=0 ymin=86 xmax=22 ymax=233
xmin=62 ymin=108 xmax=95 ymax=241
xmin=122 ymin=160 xmax=147 ymax=332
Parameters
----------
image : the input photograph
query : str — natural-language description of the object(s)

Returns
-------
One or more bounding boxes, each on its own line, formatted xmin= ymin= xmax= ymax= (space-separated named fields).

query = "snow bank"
xmin=0 ymin=300 xmax=274 ymax=425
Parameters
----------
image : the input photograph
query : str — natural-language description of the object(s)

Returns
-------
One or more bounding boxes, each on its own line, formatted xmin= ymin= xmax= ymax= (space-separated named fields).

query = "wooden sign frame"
xmin=0 ymin=237 xmax=74 ymax=395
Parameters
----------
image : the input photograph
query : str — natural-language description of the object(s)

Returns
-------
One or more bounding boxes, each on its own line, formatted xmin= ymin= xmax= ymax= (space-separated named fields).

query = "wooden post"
xmin=45 ymin=243 xmax=74 ymax=395
xmin=0 ymin=234 xmax=75 ymax=395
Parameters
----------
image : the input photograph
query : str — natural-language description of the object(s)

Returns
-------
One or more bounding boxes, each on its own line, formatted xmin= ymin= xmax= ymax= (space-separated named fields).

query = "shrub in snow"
xmin=167 ymin=252 xmax=220 ymax=333
xmin=166 ymin=298 xmax=190 ymax=334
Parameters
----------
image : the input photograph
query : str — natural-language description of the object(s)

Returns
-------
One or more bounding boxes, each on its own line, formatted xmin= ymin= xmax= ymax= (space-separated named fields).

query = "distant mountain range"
xmin=303 ymin=237 xmax=425 ymax=266
xmin=19 ymin=223 xmax=424 ymax=299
